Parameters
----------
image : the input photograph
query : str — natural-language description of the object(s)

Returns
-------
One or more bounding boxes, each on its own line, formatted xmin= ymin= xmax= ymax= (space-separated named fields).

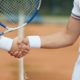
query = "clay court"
xmin=0 ymin=23 xmax=79 ymax=80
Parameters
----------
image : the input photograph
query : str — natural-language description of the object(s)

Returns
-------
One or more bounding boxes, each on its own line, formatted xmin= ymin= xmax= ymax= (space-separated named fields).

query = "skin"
xmin=9 ymin=37 xmax=30 ymax=58
xmin=9 ymin=16 xmax=80 ymax=58
xmin=41 ymin=17 xmax=80 ymax=48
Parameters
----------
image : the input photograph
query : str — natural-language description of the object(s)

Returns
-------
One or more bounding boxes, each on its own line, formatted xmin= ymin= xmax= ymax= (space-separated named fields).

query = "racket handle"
xmin=0 ymin=22 xmax=7 ymax=28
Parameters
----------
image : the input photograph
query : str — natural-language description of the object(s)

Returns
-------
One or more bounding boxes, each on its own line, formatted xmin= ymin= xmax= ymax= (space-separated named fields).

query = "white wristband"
xmin=0 ymin=36 xmax=13 ymax=51
xmin=28 ymin=36 xmax=41 ymax=48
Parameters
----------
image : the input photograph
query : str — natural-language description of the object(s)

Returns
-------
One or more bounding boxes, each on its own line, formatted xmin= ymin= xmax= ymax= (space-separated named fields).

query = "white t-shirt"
xmin=71 ymin=0 xmax=80 ymax=19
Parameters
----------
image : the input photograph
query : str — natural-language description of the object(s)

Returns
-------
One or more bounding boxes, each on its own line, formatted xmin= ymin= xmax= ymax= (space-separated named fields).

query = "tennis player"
xmin=9 ymin=0 xmax=80 ymax=80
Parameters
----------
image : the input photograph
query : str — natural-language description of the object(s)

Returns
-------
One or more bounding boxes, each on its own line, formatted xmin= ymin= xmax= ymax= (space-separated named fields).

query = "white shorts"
xmin=72 ymin=49 xmax=80 ymax=80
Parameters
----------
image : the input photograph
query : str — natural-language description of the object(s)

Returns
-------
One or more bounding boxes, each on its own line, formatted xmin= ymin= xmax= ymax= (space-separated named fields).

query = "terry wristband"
xmin=28 ymin=36 xmax=41 ymax=48
xmin=0 ymin=36 xmax=13 ymax=51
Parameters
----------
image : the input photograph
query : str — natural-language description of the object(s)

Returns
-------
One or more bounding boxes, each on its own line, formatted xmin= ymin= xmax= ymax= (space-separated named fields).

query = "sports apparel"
xmin=28 ymin=36 xmax=41 ymax=48
xmin=71 ymin=0 xmax=80 ymax=19
xmin=72 ymin=49 xmax=80 ymax=80
xmin=0 ymin=36 xmax=13 ymax=51
xmin=71 ymin=1 xmax=80 ymax=80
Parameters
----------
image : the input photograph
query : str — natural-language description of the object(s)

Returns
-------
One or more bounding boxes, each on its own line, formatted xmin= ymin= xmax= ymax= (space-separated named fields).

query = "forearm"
xmin=41 ymin=32 xmax=76 ymax=48
xmin=27 ymin=32 xmax=77 ymax=49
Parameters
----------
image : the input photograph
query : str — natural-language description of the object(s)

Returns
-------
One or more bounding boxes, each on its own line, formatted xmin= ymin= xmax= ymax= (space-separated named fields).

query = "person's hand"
xmin=8 ymin=37 xmax=30 ymax=58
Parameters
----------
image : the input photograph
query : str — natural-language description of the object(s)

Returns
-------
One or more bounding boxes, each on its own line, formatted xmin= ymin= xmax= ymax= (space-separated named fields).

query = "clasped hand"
xmin=9 ymin=37 xmax=30 ymax=58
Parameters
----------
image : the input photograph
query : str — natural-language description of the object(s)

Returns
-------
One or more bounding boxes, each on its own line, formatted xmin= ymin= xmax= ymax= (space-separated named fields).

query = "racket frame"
xmin=0 ymin=0 xmax=41 ymax=36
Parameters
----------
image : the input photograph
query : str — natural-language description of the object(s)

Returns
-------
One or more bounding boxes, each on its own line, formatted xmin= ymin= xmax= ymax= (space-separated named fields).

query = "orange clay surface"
xmin=0 ymin=23 xmax=79 ymax=80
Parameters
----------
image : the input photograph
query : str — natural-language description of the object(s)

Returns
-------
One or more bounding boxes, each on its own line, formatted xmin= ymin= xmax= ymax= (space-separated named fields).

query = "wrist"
xmin=0 ymin=36 xmax=13 ymax=51
xmin=27 ymin=36 xmax=41 ymax=48
xmin=10 ymin=38 xmax=18 ymax=51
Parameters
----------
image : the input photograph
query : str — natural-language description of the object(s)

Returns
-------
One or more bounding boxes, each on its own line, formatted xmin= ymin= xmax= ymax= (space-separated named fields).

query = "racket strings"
xmin=0 ymin=0 xmax=39 ymax=23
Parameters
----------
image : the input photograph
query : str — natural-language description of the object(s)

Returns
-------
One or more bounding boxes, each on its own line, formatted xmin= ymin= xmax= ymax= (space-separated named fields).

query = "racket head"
xmin=0 ymin=0 xmax=41 ymax=28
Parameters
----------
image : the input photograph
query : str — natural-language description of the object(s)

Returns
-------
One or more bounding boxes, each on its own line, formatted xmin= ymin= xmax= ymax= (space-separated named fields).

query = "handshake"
xmin=9 ymin=36 xmax=41 ymax=58
xmin=9 ymin=37 xmax=30 ymax=58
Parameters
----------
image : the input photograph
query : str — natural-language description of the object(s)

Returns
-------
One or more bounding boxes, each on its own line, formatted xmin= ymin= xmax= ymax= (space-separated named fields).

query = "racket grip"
xmin=0 ymin=22 xmax=7 ymax=28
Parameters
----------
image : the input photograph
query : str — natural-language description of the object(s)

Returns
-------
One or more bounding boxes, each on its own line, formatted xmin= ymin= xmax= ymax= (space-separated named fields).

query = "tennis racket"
xmin=0 ymin=0 xmax=41 ymax=80
xmin=0 ymin=0 xmax=41 ymax=35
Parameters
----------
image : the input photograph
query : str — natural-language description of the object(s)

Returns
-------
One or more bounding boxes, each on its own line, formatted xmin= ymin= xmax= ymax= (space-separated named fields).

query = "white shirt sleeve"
xmin=71 ymin=0 xmax=80 ymax=19
xmin=0 ymin=36 xmax=13 ymax=51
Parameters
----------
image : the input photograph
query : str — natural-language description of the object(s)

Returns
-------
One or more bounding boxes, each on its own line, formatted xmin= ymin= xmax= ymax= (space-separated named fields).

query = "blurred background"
xmin=41 ymin=0 xmax=73 ymax=16
xmin=35 ymin=0 xmax=73 ymax=23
